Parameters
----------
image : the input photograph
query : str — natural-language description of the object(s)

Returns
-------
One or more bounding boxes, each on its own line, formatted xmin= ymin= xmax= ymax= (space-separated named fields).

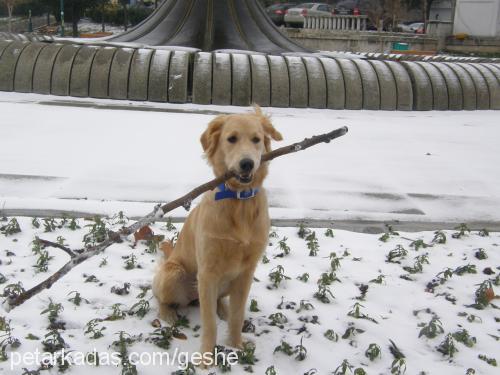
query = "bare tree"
xmin=2 ymin=0 xmax=14 ymax=32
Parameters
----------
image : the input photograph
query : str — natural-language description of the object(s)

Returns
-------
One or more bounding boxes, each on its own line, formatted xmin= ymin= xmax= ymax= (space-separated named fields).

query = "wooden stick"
xmin=35 ymin=237 xmax=77 ymax=258
xmin=6 ymin=127 xmax=348 ymax=309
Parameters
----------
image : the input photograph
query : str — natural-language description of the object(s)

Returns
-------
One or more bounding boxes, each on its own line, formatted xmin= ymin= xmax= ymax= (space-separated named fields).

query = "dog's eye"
xmin=227 ymin=136 xmax=237 ymax=144
xmin=252 ymin=137 xmax=260 ymax=144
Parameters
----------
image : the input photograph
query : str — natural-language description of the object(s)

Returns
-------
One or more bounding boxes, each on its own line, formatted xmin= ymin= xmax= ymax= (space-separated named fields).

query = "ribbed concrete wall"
xmin=0 ymin=40 xmax=498 ymax=110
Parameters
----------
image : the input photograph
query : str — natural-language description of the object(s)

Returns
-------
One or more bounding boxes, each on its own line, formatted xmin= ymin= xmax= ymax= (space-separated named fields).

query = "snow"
xmin=0 ymin=91 xmax=499 ymax=374
xmin=1 ymin=92 xmax=500 ymax=225
xmin=0 ymin=217 xmax=498 ymax=374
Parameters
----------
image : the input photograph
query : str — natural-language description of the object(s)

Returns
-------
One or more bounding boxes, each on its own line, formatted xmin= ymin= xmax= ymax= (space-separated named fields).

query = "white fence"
xmin=304 ymin=15 xmax=368 ymax=31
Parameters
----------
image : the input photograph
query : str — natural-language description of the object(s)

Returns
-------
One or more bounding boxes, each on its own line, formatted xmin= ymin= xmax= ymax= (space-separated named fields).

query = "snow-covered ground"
xmin=0 ymin=217 xmax=498 ymax=374
xmin=1 ymin=92 xmax=500 ymax=227
xmin=0 ymin=92 xmax=499 ymax=374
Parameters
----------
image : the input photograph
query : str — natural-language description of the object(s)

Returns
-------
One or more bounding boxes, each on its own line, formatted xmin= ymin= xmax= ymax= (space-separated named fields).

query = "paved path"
xmin=1 ymin=92 xmax=499 ymax=231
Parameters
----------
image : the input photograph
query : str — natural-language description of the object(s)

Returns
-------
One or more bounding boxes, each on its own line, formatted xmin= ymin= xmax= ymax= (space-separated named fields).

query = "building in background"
xmin=453 ymin=0 xmax=500 ymax=37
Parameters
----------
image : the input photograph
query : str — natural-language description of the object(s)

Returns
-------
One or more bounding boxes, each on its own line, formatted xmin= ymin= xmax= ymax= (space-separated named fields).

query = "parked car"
xmin=409 ymin=22 xmax=425 ymax=33
xmin=333 ymin=0 xmax=367 ymax=15
xmin=397 ymin=22 xmax=414 ymax=33
xmin=266 ymin=3 xmax=299 ymax=26
xmin=284 ymin=3 xmax=334 ymax=27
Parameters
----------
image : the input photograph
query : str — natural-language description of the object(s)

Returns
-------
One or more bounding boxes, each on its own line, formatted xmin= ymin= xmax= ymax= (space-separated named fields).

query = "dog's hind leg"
xmin=153 ymin=260 xmax=192 ymax=324
xmin=217 ymin=297 xmax=229 ymax=321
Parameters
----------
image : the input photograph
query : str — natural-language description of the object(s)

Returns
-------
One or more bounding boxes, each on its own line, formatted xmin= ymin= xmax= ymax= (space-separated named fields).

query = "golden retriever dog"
xmin=152 ymin=106 xmax=282 ymax=366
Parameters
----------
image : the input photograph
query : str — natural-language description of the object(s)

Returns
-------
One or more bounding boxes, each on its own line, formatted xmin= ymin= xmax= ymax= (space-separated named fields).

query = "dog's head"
xmin=201 ymin=106 xmax=282 ymax=189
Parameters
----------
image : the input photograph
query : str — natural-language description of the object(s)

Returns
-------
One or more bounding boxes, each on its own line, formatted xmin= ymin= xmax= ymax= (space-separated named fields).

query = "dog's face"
xmin=201 ymin=108 xmax=282 ymax=189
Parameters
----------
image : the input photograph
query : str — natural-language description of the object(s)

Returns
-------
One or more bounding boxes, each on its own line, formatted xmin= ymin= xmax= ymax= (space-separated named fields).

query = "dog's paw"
xmin=158 ymin=304 xmax=178 ymax=325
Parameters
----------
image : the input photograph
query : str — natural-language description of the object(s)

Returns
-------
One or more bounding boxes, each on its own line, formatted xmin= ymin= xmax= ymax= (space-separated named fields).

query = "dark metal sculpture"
xmin=110 ymin=0 xmax=308 ymax=54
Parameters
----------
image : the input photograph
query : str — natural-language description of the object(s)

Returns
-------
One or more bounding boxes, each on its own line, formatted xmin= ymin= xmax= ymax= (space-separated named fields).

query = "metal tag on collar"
xmin=236 ymin=189 xmax=257 ymax=200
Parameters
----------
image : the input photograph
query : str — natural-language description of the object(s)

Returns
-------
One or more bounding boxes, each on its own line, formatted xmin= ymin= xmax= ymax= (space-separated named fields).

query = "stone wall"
xmin=283 ymin=29 xmax=438 ymax=53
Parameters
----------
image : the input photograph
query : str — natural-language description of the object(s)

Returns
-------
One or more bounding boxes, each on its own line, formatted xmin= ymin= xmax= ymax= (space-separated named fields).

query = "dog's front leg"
xmin=227 ymin=268 xmax=255 ymax=349
xmin=198 ymin=271 xmax=218 ymax=367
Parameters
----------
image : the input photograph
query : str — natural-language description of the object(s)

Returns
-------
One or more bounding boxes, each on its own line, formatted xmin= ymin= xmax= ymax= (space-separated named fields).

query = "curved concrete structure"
xmin=383 ymin=60 xmax=413 ymax=111
xmin=212 ymin=53 xmax=232 ymax=106
xmin=320 ymin=57 xmax=345 ymax=110
xmin=430 ymin=62 xmax=463 ymax=110
xmin=401 ymin=61 xmax=433 ymax=111
xmin=70 ymin=46 xmax=100 ymax=98
xmin=110 ymin=0 xmax=307 ymax=55
xmin=0 ymin=38 xmax=498 ymax=111
xmin=128 ymin=49 xmax=154 ymax=101
xmin=231 ymin=53 xmax=252 ymax=106
xmin=337 ymin=58 xmax=363 ymax=110
xmin=249 ymin=54 xmax=271 ymax=107
xmin=303 ymin=56 xmax=327 ymax=109
xmin=192 ymin=52 xmax=212 ymax=105
xmin=52 ymin=44 xmax=82 ymax=96
xmin=456 ymin=62 xmax=490 ymax=110
xmin=13 ymin=42 xmax=45 ymax=93
xmin=32 ymin=43 xmax=64 ymax=95
xmin=268 ymin=55 xmax=290 ymax=108
xmin=148 ymin=50 xmax=171 ymax=102
xmin=368 ymin=60 xmax=396 ymax=110
xmin=284 ymin=55 xmax=308 ymax=108
xmin=352 ymin=59 xmax=380 ymax=110
xmin=0 ymin=41 xmax=29 ymax=91
xmin=443 ymin=62 xmax=476 ymax=110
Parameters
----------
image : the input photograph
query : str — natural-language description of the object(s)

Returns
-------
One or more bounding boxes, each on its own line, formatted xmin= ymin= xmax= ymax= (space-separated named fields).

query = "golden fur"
xmin=152 ymin=107 xmax=282 ymax=366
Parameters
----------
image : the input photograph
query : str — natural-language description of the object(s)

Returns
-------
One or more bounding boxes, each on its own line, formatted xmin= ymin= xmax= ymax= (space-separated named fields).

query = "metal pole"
xmin=28 ymin=10 xmax=33 ymax=32
xmin=60 ymin=0 xmax=65 ymax=37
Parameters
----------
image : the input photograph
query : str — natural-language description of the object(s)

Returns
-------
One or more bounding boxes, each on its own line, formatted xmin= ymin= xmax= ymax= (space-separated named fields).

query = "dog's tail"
xmin=160 ymin=240 xmax=174 ymax=259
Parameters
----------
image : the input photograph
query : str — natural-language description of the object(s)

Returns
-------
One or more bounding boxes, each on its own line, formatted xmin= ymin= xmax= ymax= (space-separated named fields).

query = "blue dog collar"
xmin=214 ymin=183 xmax=259 ymax=201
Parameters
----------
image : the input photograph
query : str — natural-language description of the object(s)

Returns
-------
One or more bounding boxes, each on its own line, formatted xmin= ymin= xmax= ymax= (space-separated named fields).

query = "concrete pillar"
xmin=303 ymin=57 xmax=327 ymax=109
xmin=336 ymin=58 xmax=362 ymax=109
xmin=0 ymin=41 xmax=29 ymax=91
xmin=430 ymin=62 xmax=463 ymax=110
xmin=442 ymin=62 xmax=476 ymax=110
xmin=249 ymin=54 xmax=270 ymax=107
xmin=401 ymin=61 xmax=433 ymax=110
xmin=148 ymin=50 xmax=171 ymax=102
xmin=284 ymin=56 xmax=308 ymax=108
xmin=70 ymin=46 xmax=100 ymax=98
xmin=108 ymin=48 xmax=135 ymax=100
xmin=352 ymin=59 xmax=380 ymax=110
xmin=13 ymin=42 xmax=45 ymax=93
xmin=128 ymin=48 xmax=154 ymax=101
xmin=168 ymin=50 xmax=189 ymax=103
xmin=192 ymin=52 xmax=213 ymax=104
xmin=231 ymin=53 xmax=251 ymax=106
xmin=368 ymin=60 xmax=397 ymax=110
xmin=89 ymin=47 xmax=117 ymax=99
xmin=268 ymin=55 xmax=290 ymax=107
xmin=212 ymin=53 xmax=232 ymax=105
xmin=455 ymin=62 xmax=489 ymax=110
xmin=356 ymin=18 xmax=361 ymax=31
xmin=320 ymin=58 xmax=345 ymax=109
xmin=470 ymin=64 xmax=499 ymax=109
xmin=416 ymin=62 xmax=448 ymax=110
xmin=51 ymin=44 xmax=82 ymax=96
xmin=32 ymin=43 xmax=64 ymax=95
xmin=383 ymin=61 xmax=413 ymax=110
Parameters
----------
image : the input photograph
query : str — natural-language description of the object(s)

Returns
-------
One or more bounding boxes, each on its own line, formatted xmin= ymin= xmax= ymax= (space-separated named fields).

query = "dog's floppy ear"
xmin=253 ymin=105 xmax=282 ymax=152
xmin=201 ymin=115 xmax=226 ymax=157
xmin=254 ymin=105 xmax=283 ymax=142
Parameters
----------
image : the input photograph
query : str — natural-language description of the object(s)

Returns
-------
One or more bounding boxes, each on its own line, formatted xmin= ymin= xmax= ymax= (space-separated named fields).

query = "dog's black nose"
xmin=239 ymin=158 xmax=254 ymax=173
